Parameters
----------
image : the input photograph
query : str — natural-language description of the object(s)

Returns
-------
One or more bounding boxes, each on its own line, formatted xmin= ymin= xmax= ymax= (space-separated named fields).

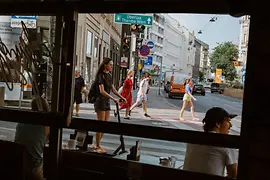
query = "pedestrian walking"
xmin=73 ymin=69 xmax=85 ymax=117
xmin=93 ymin=57 xmax=127 ymax=153
xmin=179 ymin=78 xmax=197 ymax=121
xmin=129 ymin=72 xmax=151 ymax=118
xmin=115 ymin=69 xmax=134 ymax=120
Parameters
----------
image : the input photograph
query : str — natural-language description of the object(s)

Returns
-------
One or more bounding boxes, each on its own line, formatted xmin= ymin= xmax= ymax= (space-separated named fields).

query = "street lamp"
xmin=158 ymin=58 xmax=163 ymax=95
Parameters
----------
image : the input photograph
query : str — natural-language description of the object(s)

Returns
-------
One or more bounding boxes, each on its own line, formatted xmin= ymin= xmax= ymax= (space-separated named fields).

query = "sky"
xmin=169 ymin=13 xmax=241 ymax=52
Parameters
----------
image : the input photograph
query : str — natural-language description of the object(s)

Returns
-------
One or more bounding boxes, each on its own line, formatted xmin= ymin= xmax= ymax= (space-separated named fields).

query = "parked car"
xmin=192 ymin=84 xmax=206 ymax=96
xmin=210 ymin=83 xmax=225 ymax=94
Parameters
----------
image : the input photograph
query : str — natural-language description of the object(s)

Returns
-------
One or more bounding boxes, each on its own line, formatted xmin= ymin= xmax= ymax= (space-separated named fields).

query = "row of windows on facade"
xmin=151 ymin=34 xmax=164 ymax=44
xmin=151 ymin=24 xmax=165 ymax=35
xmin=153 ymin=14 xmax=165 ymax=26
xmin=85 ymin=30 xmax=119 ymax=63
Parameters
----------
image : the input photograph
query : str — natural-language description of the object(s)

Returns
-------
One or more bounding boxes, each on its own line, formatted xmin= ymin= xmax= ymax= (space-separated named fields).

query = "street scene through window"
xmin=0 ymin=13 xmax=249 ymax=178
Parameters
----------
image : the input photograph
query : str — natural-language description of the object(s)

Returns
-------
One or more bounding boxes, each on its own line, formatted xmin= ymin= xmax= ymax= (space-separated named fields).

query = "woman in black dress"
xmin=93 ymin=57 xmax=126 ymax=153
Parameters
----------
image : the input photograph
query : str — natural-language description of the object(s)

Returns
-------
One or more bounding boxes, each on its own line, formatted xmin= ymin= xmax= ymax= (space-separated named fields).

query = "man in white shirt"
xmin=129 ymin=72 xmax=151 ymax=118
xmin=183 ymin=107 xmax=238 ymax=178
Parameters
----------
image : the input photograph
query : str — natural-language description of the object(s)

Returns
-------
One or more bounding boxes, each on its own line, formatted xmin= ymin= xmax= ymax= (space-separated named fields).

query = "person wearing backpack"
xmin=92 ymin=57 xmax=127 ymax=153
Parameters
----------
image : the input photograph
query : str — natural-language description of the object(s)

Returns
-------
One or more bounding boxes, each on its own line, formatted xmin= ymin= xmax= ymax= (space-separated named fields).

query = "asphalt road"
xmin=164 ymin=89 xmax=243 ymax=115
xmin=161 ymin=88 xmax=243 ymax=133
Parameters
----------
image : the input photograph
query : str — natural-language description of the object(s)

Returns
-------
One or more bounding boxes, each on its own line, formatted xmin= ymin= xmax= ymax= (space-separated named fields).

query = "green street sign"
xmin=114 ymin=13 xmax=153 ymax=26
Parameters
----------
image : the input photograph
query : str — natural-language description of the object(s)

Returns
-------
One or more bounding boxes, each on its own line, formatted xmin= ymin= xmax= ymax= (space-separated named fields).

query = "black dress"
xmin=74 ymin=76 xmax=85 ymax=104
xmin=94 ymin=72 xmax=113 ymax=112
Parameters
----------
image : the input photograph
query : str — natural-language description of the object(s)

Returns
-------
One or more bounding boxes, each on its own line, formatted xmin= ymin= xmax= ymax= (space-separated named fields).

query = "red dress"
xmin=120 ymin=78 xmax=133 ymax=109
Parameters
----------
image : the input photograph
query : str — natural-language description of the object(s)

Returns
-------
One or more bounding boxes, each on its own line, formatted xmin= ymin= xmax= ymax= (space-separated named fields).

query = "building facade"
xmin=160 ymin=14 xmax=196 ymax=77
xmin=192 ymin=38 xmax=209 ymax=80
xmin=239 ymin=15 xmax=250 ymax=67
xmin=238 ymin=15 xmax=250 ymax=86
xmin=76 ymin=14 xmax=122 ymax=87
xmin=193 ymin=39 xmax=201 ymax=78
xmin=149 ymin=13 xmax=165 ymax=80
xmin=163 ymin=14 xmax=183 ymax=73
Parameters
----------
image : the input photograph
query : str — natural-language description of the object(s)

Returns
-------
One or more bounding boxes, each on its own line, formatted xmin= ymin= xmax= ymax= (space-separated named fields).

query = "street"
xmin=161 ymin=88 xmax=243 ymax=133
xmin=0 ymin=86 xmax=243 ymax=168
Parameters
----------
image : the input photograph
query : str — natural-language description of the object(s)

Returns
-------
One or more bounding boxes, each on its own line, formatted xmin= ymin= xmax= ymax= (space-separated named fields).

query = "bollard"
xmin=0 ymin=86 xmax=5 ymax=106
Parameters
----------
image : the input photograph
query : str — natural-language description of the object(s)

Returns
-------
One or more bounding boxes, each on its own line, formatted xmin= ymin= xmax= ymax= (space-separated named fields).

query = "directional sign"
xmin=144 ymin=56 xmax=153 ymax=70
xmin=140 ymin=45 xmax=150 ymax=56
xmin=144 ymin=56 xmax=153 ymax=65
xmin=114 ymin=13 xmax=153 ymax=26
xmin=11 ymin=15 xmax=37 ymax=29
xmin=147 ymin=41 xmax=154 ymax=49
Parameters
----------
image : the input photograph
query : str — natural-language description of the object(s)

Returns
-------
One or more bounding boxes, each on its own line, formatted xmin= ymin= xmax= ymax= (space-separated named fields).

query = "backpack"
xmin=88 ymin=80 xmax=99 ymax=103
xmin=118 ymin=86 xmax=123 ymax=94
xmin=88 ymin=74 xmax=107 ymax=103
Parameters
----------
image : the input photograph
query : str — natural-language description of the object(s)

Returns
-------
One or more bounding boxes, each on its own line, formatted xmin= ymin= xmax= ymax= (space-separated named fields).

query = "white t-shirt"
xmin=183 ymin=138 xmax=238 ymax=176
xmin=138 ymin=79 xmax=149 ymax=96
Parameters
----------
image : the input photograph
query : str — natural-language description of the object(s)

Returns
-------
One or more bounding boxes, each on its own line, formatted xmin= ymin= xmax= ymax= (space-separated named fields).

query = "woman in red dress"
xmin=119 ymin=69 xmax=134 ymax=119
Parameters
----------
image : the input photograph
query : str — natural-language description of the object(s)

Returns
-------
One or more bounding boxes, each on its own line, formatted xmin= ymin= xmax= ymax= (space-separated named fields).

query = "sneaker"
xmin=179 ymin=117 xmax=184 ymax=121
xmin=124 ymin=117 xmax=130 ymax=120
xmin=97 ymin=146 xmax=107 ymax=153
xmin=144 ymin=113 xmax=151 ymax=118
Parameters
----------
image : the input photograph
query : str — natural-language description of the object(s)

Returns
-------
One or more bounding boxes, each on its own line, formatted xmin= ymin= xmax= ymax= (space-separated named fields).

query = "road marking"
xmin=0 ymin=127 xmax=16 ymax=132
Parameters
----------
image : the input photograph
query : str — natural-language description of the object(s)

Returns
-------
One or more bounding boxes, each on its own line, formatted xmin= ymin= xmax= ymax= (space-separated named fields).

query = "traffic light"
xmin=130 ymin=24 xmax=145 ymax=33
xmin=123 ymin=37 xmax=130 ymax=52
xmin=233 ymin=61 xmax=239 ymax=66
xmin=138 ymin=25 xmax=145 ymax=33
xmin=136 ymin=38 xmax=143 ymax=50
xmin=130 ymin=24 xmax=138 ymax=32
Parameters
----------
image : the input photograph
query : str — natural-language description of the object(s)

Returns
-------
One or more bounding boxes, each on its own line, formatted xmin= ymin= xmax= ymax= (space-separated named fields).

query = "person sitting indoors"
xmin=183 ymin=107 xmax=238 ymax=178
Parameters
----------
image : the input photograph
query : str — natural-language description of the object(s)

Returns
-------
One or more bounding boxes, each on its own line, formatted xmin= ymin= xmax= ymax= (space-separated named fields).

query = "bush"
xmin=231 ymin=80 xmax=242 ymax=89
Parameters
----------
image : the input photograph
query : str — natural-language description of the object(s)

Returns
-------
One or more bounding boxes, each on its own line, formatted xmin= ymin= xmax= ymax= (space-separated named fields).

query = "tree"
xmin=210 ymin=42 xmax=238 ymax=81
xmin=199 ymin=71 xmax=205 ymax=82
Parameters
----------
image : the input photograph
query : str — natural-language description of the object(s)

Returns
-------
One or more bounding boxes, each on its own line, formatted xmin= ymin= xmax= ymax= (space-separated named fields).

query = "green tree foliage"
xmin=199 ymin=71 xmax=205 ymax=82
xmin=210 ymin=42 xmax=238 ymax=81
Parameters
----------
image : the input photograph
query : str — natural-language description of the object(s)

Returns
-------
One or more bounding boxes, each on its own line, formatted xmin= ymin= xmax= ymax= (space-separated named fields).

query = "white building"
xmin=161 ymin=14 xmax=196 ymax=76
xmin=238 ymin=15 xmax=250 ymax=85
xmin=239 ymin=15 xmax=250 ymax=66
xmin=162 ymin=14 xmax=183 ymax=73
xmin=149 ymin=14 xmax=165 ymax=71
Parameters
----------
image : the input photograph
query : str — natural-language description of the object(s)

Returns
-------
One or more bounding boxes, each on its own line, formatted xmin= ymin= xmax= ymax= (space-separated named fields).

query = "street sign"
xmin=120 ymin=57 xmax=128 ymax=68
xmin=11 ymin=16 xmax=37 ymax=29
xmin=147 ymin=41 xmax=154 ymax=49
xmin=114 ymin=13 xmax=153 ymax=26
xmin=144 ymin=56 xmax=153 ymax=70
xmin=140 ymin=45 xmax=150 ymax=56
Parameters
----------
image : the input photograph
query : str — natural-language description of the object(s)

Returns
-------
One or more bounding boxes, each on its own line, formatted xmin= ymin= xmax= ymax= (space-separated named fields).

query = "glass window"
xmin=86 ymin=30 xmax=92 ymax=56
xmin=94 ymin=36 xmax=98 ymax=57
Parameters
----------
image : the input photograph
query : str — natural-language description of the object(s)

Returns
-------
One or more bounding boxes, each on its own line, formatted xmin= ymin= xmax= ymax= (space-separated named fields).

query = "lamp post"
xmin=158 ymin=58 xmax=163 ymax=95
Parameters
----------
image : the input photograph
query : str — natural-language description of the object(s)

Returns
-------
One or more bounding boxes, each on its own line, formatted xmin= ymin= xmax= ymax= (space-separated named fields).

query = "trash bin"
xmin=0 ymin=86 xmax=5 ymax=106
